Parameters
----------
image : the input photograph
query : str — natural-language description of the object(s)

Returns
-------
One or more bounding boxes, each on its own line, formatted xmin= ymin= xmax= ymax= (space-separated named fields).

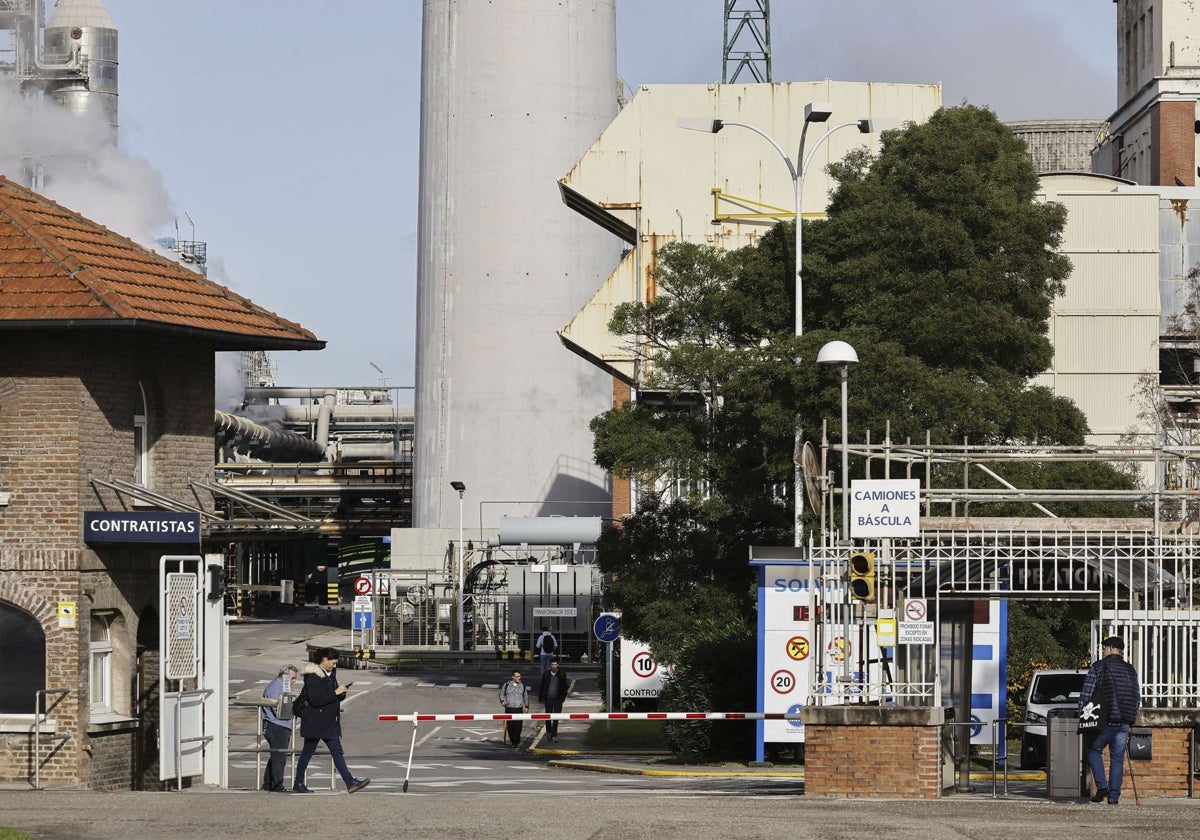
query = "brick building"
xmin=0 ymin=175 xmax=322 ymax=789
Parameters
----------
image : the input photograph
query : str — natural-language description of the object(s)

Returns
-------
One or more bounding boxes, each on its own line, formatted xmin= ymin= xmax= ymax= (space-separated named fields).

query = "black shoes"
xmin=1090 ymin=787 xmax=1109 ymax=803
xmin=292 ymin=784 xmax=312 ymax=794
xmin=347 ymin=778 xmax=371 ymax=794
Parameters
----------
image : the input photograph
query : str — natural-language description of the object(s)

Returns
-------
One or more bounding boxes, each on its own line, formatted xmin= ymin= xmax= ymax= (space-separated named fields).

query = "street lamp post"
xmin=817 ymin=339 xmax=858 ymax=685
xmin=450 ymin=480 xmax=466 ymax=651
xmin=679 ymin=106 xmax=874 ymax=547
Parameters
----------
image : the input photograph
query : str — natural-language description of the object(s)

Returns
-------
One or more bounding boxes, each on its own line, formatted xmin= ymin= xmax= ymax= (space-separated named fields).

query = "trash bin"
xmin=1046 ymin=708 xmax=1086 ymax=799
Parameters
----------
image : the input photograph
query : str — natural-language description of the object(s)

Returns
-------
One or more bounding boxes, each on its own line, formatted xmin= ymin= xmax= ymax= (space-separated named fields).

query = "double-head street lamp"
xmin=679 ymin=105 xmax=875 ymax=546
xmin=450 ymin=480 xmax=466 ymax=651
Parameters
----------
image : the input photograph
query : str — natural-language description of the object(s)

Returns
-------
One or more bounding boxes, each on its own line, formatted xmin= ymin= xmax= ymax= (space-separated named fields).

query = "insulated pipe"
xmin=244 ymin=404 xmax=414 ymax=424
xmin=315 ymin=392 xmax=335 ymax=448
xmin=214 ymin=410 xmax=325 ymax=462
xmin=31 ymin=0 xmax=85 ymax=71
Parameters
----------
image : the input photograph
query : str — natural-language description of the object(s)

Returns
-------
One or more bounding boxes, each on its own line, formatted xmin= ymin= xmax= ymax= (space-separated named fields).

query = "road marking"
xmin=416 ymin=725 xmax=441 ymax=747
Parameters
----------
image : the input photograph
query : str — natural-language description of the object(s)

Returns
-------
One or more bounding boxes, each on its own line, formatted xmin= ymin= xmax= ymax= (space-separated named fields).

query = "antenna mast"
xmin=722 ymin=0 xmax=771 ymax=83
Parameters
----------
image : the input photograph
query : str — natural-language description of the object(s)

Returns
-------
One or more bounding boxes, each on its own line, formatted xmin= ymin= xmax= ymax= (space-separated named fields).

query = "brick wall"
xmin=0 ymin=330 xmax=217 ymax=790
xmin=802 ymin=705 xmax=948 ymax=799
xmin=1118 ymin=711 xmax=1200 ymax=798
xmin=1152 ymin=100 xmax=1196 ymax=186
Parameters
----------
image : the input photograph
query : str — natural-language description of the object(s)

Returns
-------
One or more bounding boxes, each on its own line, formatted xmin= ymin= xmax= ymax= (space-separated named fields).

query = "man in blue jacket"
xmin=1078 ymin=636 xmax=1141 ymax=804
xmin=261 ymin=664 xmax=298 ymax=791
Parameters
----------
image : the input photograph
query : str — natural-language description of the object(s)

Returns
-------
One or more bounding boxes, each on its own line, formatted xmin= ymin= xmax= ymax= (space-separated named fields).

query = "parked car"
xmin=1021 ymin=668 xmax=1087 ymax=769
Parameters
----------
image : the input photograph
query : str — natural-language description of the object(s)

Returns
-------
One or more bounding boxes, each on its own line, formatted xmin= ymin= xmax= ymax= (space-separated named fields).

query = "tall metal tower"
xmin=722 ymin=0 xmax=771 ymax=83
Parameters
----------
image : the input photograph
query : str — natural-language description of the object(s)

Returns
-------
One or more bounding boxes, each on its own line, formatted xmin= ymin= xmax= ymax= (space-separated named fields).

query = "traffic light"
xmin=849 ymin=551 xmax=876 ymax=602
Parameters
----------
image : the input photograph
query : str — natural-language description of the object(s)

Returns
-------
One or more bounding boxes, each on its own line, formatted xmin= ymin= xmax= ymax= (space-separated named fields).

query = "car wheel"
xmin=1021 ymin=735 xmax=1045 ymax=769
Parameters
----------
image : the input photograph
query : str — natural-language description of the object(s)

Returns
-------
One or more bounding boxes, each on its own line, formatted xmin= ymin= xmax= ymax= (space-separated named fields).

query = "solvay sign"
xmin=850 ymin=479 xmax=920 ymax=538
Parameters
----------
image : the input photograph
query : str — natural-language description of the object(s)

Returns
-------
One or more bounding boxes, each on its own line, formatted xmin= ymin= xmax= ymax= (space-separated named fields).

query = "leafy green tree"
xmin=592 ymin=105 xmax=1134 ymax=758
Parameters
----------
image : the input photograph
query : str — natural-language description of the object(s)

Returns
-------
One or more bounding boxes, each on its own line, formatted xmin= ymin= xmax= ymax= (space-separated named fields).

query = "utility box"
xmin=1046 ymin=708 xmax=1086 ymax=799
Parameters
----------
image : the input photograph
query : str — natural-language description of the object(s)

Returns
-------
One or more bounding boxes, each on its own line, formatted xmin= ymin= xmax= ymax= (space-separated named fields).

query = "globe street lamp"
xmin=680 ymin=106 xmax=875 ymax=547
xmin=450 ymin=480 xmax=466 ymax=651
xmin=817 ymin=339 xmax=858 ymax=686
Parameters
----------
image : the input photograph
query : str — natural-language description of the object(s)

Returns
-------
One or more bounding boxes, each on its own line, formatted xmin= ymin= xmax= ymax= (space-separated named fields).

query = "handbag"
xmin=290 ymin=687 xmax=308 ymax=718
xmin=1077 ymin=663 xmax=1108 ymax=733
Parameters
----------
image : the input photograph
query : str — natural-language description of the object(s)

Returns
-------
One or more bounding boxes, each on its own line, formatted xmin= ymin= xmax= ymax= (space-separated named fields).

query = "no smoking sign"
xmin=904 ymin=599 xmax=927 ymax=622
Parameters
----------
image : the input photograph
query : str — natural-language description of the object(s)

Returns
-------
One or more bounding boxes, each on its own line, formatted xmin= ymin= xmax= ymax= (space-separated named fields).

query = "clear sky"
xmin=11 ymin=1 xmax=1116 ymax=390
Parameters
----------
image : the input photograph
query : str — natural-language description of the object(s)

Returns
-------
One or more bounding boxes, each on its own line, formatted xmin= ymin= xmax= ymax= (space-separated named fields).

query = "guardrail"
xmin=229 ymin=696 xmax=336 ymax=791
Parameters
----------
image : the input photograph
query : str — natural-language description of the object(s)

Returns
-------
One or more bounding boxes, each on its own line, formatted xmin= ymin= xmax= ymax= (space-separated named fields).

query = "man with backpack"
xmin=536 ymin=626 xmax=557 ymax=674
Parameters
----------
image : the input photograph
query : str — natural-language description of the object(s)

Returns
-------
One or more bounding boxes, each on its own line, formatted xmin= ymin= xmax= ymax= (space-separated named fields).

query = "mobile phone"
xmin=344 ymin=682 xmax=354 ymax=688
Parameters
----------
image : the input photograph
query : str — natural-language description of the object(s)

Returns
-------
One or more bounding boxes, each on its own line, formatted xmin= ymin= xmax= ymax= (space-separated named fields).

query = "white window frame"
xmin=134 ymin=382 xmax=148 ymax=487
xmin=90 ymin=614 xmax=113 ymax=713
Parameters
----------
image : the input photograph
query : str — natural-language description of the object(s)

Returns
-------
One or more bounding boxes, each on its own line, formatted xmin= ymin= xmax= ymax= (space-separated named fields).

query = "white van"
xmin=1020 ymin=668 xmax=1087 ymax=768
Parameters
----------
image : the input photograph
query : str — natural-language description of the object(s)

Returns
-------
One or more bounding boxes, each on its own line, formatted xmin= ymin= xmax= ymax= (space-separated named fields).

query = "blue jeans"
xmin=295 ymin=735 xmax=356 ymax=788
xmin=1087 ymin=723 xmax=1130 ymax=802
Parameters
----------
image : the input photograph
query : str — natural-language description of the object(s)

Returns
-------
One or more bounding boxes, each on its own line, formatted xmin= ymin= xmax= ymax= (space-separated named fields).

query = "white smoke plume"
xmin=0 ymin=81 xmax=249 ymax=410
xmin=0 ymin=82 xmax=174 ymax=246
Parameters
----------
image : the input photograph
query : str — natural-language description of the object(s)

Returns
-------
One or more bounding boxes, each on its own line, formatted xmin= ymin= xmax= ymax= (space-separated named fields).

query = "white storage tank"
xmin=414 ymin=0 xmax=620 ymax=529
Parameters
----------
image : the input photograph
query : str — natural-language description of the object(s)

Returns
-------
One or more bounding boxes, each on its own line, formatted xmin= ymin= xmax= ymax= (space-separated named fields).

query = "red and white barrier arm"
xmin=379 ymin=711 xmax=801 ymax=723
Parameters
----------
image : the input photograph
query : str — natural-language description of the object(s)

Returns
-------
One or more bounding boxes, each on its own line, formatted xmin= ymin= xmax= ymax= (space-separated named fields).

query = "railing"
xmin=33 ymin=688 xmax=70 ymax=791
xmin=228 ymin=697 xmax=336 ymax=791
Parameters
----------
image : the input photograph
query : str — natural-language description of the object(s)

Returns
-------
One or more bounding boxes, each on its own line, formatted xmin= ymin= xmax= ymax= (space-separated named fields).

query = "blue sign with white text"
xmin=84 ymin=511 xmax=201 ymax=544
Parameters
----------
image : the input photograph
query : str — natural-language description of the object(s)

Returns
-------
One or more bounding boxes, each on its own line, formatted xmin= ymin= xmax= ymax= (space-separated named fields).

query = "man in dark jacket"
xmin=291 ymin=647 xmax=371 ymax=794
xmin=537 ymin=658 xmax=569 ymax=742
xmin=1078 ymin=635 xmax=1140 ymax=804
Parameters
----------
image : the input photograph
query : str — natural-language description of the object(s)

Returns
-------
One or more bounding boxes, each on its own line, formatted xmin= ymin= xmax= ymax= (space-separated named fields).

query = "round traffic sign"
xmin=786 ymin=702 xmax=804 ymax=728
xmin=353 ymin=576 xmax=372 ymax=595
xmin=593 ymin=613 xmax=620 ymax=643
xmin=771 ymin=669 xmax=796 ymax=695
xmin=785 ymin=635 xmax=810 ymax=661
xmin=631 ymin=650 xmax=657 ymax=678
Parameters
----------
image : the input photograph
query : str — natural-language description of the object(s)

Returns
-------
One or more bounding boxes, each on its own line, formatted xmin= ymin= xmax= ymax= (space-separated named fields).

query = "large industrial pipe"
xmin=241 ymin=404 xmax=414 ymax=424
xmin=488 ymin=516 xmax=602 ymax=546
xmin=214 ymin=410 xmax=325 ymax=462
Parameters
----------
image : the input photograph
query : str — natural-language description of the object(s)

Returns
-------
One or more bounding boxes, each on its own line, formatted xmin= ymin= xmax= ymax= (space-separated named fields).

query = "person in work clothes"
xmin=261 ymin=664 xmax=298 ymax=791
xmin=292 ymin=647 xmax=371 ymax=794
xmin=1078 ymin=635 xmax=1141 ymax=805
xmin=536 ymin=626 xmax=558 ymax=674
xmin=499 ymin=670 xmax=530 ymax=747
xmin=538 ymin=657 xmax=569 ymax=742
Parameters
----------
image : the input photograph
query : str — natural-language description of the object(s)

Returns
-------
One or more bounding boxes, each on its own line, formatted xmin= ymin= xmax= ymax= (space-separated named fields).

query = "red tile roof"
xmin=0 ymin=175 xmax=323 ymax=350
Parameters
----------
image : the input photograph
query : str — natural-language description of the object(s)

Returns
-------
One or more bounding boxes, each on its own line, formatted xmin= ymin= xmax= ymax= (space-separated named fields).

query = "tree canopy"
xmin=591 ymin=106 xmax=1135 ymax=754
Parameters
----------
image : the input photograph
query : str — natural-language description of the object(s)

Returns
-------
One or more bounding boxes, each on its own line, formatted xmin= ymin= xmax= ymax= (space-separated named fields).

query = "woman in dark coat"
xmin=292 ymin=647 xmax=371 ymax=794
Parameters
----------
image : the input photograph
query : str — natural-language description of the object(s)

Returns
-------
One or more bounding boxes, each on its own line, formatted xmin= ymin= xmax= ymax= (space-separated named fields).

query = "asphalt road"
xmin=5 ymin=613 xmax=1200 ymax=838
xmin=3 ymin=790 xmax=1200 ymax=840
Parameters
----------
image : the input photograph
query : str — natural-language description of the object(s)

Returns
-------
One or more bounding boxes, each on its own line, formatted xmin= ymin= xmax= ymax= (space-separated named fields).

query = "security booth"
xmin=0 ymin=176 xmax=321 ymax=790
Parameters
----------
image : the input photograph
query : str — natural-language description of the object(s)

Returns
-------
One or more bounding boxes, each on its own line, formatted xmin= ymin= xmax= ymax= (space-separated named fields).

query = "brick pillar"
xmin=1152 ymin=100 xmax=1196 ymax=187
xmin=1118 ymin=709 xmax=1200 ymax=798
xmin=802 ymin=705 xmax=949 ymax=799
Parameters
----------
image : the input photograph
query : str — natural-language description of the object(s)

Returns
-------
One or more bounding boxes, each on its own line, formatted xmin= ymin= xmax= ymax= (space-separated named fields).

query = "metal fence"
xmin=809 ymin=527 xmax=1200 ymax=708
